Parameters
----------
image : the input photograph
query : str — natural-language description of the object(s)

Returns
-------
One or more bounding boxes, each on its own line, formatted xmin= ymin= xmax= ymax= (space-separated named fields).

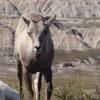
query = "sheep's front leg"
xmin=24 ymin=68 xmax=33 ymax=100
xmin=34 ymin=72 xmax=42 ymax=100
xmin=43 ymin=69 xmax=53 ymax=100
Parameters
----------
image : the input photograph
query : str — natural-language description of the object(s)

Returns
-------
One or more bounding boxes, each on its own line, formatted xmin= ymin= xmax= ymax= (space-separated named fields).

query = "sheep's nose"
xmin=34 ymin=38 xmax=41 ymax=52
xmin=35 ymin=46 xmax=41 ymax=50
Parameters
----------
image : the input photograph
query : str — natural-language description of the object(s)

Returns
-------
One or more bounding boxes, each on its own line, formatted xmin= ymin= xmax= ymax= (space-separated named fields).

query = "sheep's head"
xmin=22 ymin=15 xmax=56 ymax=54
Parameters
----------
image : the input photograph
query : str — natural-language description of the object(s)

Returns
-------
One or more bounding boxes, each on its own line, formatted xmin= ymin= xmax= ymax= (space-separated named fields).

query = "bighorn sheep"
xmin=14 ymin=13 xmax=56 ymax=100
xmin=0 ymin=80 xmax=20 ymax=100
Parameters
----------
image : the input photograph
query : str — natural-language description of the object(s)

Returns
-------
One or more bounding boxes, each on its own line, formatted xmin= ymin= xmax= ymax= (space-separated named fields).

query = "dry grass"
xmin=0 ymin=73 xmax=100 ymax=100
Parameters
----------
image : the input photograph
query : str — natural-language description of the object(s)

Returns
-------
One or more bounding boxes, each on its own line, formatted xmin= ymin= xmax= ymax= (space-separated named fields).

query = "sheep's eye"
xmin=43 ymin=29 xmax=48 ymax=33
xmin=28 ymin=32 xmax=32 ymax=36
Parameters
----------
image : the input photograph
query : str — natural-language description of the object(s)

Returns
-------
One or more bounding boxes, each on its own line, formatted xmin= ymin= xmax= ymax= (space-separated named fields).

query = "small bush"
xmin=53 ymin=80 xmax=98 ymax=100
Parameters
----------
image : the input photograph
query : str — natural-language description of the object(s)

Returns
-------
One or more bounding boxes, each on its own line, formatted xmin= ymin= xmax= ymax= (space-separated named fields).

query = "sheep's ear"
xmin=47 ymin=15 xmax=56 ymax=26
xmin=22 ymin=17 xmax=30 ymax=26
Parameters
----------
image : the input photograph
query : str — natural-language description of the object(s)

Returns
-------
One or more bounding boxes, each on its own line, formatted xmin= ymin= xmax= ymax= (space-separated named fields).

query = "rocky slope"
xmin=1 ymin=0 xmax=100 ymax=17
xmin=0 ymin=0 xmax=100 ymax=51
xmin=1 ymin=17 xmax=100 ymax=51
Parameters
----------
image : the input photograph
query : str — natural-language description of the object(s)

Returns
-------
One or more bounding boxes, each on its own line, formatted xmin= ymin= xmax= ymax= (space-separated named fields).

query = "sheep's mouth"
xmin=34 ymin=47 xmax=42 ymax=55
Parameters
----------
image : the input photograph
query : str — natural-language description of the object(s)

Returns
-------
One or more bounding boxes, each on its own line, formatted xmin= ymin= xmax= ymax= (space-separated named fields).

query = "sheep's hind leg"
xmin=17 ymin=59 xmax=23 ymax=100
